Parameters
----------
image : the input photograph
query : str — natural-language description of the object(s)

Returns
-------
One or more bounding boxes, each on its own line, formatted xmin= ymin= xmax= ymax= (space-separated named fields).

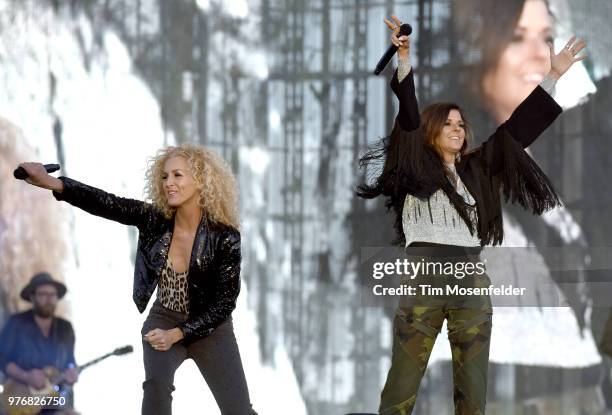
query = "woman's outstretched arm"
xmin=505 ymin=36 xmax=586 ymax=147
xmin=481 ymin=36 xmax=587 ymax=174
xmin=385 ymin=15 xmax=420 ymax=132
xmin=356 ymin=16 xmax=425 ymax=204
xmin=18 ymin=162 xmax=158 ymax=230
xmin=467 ymin=37 xmax=587 ymax=215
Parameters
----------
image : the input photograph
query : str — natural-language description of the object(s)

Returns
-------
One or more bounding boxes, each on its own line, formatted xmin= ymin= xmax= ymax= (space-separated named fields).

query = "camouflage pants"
xmin=379 ymin=248 xmax=493 ymax=415
xmin=379 ymin=304 xmax=493 ymax=414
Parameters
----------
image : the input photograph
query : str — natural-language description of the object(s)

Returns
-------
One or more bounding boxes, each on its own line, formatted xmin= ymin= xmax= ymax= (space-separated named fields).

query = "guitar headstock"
xmin=113 ymin=345 xmax=134 ymax=356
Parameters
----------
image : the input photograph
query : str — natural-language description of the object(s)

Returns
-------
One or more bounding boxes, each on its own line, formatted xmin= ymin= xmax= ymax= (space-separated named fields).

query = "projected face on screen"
xmin=482 ymin=0 xmax=554 ymax=123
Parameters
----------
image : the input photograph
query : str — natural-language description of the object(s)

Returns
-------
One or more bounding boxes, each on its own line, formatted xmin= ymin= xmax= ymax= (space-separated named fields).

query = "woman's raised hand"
xmin=384 ymin=15 xmax=410 ymax=59
xmin=548 ymin=36 xmax=587 ymax=80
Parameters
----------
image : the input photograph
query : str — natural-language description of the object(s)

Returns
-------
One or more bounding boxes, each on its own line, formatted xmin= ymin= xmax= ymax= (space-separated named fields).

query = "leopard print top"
xmin=157 ymin=256 xmax=189 ymax=313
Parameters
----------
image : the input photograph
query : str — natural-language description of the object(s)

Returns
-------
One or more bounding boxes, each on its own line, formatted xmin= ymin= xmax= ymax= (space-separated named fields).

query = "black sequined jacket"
xmin=52 ymin=177 xmax=241 ymax=344
xmin=358 ymin=67 xmax=563 ymax=246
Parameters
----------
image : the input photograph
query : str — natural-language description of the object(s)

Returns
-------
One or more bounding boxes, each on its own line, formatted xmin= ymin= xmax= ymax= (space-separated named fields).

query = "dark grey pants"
xmin=141 ymin=300 xmax=255 ymax=415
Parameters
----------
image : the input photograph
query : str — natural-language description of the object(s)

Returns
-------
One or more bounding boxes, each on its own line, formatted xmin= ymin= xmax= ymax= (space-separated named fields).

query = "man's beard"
xmin=33 ymin=304 xmax=55 ymax=318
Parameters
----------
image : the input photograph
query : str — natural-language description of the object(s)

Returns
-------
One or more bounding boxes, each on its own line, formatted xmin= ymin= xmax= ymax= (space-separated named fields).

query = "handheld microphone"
xmin=13 ymin=164 xmax=60 ymax=180
xmin=374 ymin=23 xmax=413 ymax=75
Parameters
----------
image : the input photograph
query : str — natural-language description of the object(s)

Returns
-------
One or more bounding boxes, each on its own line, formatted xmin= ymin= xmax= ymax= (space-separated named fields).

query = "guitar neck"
xmin=51 ymin=350 xmax=121 ymax=385
xmin=48 ymin=345 xmax=132 ymax=386
xmin=77 ymin=352 xmax=115 ymax=372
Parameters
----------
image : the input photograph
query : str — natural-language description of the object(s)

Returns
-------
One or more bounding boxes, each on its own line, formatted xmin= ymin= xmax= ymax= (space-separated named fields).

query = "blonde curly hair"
xmin=144 ymin=144 xmax=240 ymax=229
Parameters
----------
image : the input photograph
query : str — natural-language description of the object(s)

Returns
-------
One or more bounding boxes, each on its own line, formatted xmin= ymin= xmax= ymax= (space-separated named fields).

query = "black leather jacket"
xmin=52 ymin=177 xmax=241 ymax=344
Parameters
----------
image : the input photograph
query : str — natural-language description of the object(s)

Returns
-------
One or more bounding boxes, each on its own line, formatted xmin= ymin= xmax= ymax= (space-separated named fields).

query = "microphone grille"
xmin=399 ymin=23 xmax=412 ymax=36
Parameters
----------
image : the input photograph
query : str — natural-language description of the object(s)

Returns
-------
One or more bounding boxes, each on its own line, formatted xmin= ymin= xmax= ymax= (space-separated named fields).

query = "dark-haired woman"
xmin=357 ymin=15 xmax=586 ymax=414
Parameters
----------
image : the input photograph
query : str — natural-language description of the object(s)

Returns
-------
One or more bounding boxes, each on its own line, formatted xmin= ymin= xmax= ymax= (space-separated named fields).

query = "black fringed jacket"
xmin=52 ymin=177 xmax=241 ymax=344
xmin=358 ymin=67 xmax=563 ymax=246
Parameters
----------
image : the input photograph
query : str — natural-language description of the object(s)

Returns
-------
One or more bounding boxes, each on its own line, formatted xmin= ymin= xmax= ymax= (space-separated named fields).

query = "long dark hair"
xmin=357 ymin=103 xmax=476 ymax=246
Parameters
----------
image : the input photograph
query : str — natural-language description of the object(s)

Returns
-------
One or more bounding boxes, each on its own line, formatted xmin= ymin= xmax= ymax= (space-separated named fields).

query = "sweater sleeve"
xmin=501 ymin=84 xmax=563 ymax=149
xmin=478 ymin=84 xmax=563 ymax=177
xmin=390 ymin=59 xmax=420 ymax=132
xmin=539 ymin=73 xmax=558 ymax=96
xmin=397 ymin=55 xmax=412 ymax=84
xmin=467 ymin=82 xmax=563 ymax=215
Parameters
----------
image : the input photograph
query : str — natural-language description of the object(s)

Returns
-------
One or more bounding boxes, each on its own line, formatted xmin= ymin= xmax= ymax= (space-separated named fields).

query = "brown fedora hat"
xmin=20 ymin=272 xmax=67 ymax=302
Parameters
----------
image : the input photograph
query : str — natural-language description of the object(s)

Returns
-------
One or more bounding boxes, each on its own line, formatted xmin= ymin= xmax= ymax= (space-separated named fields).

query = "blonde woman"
xmin=18 ymin=144 xmax=256 ymax=415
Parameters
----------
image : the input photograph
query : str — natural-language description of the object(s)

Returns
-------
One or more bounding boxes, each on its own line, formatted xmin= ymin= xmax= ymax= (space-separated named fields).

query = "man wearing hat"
xmin=0 ymin=272 xmax=78 ymax=412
